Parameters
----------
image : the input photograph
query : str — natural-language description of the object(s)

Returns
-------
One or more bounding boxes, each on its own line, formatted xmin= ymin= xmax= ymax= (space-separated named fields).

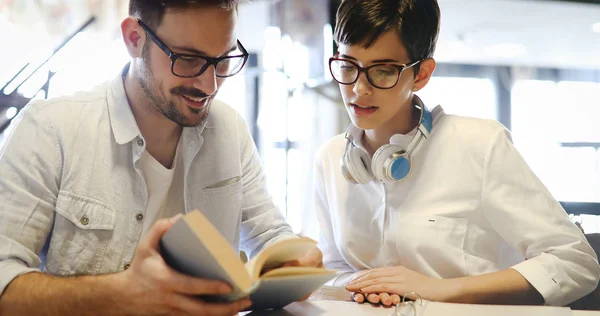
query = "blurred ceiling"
xmin=1 ymin=0 xmax=599 ymax=69
xmin=436 ymin=0 xmax=600 ymax=69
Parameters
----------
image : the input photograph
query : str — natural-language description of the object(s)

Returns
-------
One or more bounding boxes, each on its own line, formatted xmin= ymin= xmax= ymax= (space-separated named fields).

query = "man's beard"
xmin=137 ymin=50 xmax=212 ymax=127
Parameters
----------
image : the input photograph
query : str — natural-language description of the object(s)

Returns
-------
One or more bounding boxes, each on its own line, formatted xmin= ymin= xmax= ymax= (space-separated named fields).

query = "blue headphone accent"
xmin=340 ymin=96 xmax=433 ymax=184
xmin=389 ymin=155 xmax=411 ymax=180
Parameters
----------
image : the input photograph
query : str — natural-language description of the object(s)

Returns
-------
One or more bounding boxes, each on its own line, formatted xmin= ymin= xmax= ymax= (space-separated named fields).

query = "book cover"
xmin=159 ymin=210 xmax=337 ymax=310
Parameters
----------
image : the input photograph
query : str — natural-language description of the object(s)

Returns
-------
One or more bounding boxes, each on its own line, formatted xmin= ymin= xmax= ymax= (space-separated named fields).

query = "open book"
xmin=159 ymin=210 xmax=337 ymax=310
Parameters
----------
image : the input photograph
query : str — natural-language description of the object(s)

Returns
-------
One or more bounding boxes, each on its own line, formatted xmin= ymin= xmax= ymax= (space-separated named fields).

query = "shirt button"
xmin=124 ymin=263 xmax=130 ymax=270
xmin=80 ymin=216 xmax=89 ymax=226
xmin=136 ymin=214 xmax=144 ymax=222
xmin=137 ymin=138 xmax=144 ymax=146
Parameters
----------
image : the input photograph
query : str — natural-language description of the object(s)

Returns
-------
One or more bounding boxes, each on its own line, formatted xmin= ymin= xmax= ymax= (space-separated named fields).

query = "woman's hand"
xmin=345 ymin=266 xmax=457 ymax=302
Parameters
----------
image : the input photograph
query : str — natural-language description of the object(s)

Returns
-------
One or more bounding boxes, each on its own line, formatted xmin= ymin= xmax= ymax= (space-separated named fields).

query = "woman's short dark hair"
xmin=334 ymin=0 xmax=440 ymax=73
xmin=129 ymin=0 xmax=242 ymax=29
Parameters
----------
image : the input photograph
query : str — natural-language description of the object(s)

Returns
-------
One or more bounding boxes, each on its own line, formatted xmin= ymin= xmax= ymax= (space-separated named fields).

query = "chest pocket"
xmin=45 ymin=191 xmax=116 ymax=276
xmin=202 ymin=178 xmax=243 ymax=244
xmin=395 ymin=213 xmax=468 ymax=278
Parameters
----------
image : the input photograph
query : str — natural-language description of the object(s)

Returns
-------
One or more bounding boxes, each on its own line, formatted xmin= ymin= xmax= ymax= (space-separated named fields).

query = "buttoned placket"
xmin=121 ymin=135 xmax=149 ymax=271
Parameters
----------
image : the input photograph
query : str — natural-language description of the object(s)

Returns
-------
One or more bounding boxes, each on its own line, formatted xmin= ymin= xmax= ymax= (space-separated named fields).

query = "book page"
xmin=245 ymin=237 xmax=319 ymax=280
xmin=261 ymin=266 xmax=336 ymax=278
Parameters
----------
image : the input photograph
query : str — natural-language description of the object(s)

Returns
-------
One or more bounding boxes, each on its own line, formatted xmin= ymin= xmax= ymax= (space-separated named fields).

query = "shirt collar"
xmin=107 ymin=64 xmax=141 ymax=145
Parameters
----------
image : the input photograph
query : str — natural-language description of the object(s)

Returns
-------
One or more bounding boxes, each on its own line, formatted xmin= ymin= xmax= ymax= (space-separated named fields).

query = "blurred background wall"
xmin=1 ymin=0 xmax=600 ymax=236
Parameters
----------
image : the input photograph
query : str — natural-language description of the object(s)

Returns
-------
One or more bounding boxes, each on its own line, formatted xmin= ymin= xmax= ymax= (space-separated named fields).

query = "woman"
xmin=314 ymin=0 xmax=599 ymax=307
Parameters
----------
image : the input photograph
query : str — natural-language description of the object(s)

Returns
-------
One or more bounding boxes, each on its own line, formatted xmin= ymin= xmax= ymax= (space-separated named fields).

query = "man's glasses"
xmin=137 ymin=18 xmax=249 ymax=78
xmin=329 ymin=57 xmax=421 ymax=90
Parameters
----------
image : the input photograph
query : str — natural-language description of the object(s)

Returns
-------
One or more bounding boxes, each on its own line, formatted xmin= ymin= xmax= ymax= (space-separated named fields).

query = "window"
xmin=257 ymin=70 xmax=290 ymax=219
xmin=418 ymin=76 xmax=496 ymax=120
xmin=512 ymin=80 xmax=600 ymax=203
xmin=512 ymin=79 xmax=600 ymax=233
xmin=215 ymin=68 xmax=248 ymax=121
xmin=47 ymin=35 xmax=129 ymax=99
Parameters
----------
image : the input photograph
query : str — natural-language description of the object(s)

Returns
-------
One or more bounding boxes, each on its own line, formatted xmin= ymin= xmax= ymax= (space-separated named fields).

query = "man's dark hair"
xmin=334 ymin=0 xmax=440 ymax=74
xmin=129 ymin=0 xmax=243 ymax=29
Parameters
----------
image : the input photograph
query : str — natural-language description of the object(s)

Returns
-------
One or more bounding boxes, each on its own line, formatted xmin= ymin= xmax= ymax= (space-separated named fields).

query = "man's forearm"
xmin=0 ymin=272 xmax=126 ymax=315
xmin=448 ymin=268 xmax=544 ymax=305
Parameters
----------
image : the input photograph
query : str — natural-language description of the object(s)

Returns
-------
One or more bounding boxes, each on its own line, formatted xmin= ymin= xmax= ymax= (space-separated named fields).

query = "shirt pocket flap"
xmin=55 ymin=192 xmax=116 ymax=230
xmin=204 ymin=176 xmax=242 ymax=190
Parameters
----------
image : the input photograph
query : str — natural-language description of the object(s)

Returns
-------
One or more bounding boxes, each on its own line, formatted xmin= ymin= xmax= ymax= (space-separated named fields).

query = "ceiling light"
xmin=593 ymin=22 xmax=600 ymax=33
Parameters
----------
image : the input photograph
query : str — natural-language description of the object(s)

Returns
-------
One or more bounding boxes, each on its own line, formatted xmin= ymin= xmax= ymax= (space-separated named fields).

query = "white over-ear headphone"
xmin=340 ymin=96 xmax=433 ymax=184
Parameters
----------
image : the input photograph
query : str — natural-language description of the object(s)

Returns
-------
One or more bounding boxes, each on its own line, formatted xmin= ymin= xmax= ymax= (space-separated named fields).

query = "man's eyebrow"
xmin=171 ymin=45 xmax=238 ymax=57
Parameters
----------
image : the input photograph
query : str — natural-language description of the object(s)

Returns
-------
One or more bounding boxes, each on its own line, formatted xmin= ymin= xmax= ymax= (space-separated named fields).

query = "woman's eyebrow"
xmin=339 ymin=54 xmax=400 ymax=64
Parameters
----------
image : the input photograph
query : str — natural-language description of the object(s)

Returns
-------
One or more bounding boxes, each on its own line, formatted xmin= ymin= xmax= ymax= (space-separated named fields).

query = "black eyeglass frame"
xmin=137 ymin=18 xmax=249 ymax=78
xmin=328 ymin=56 xmax=421 ymax=90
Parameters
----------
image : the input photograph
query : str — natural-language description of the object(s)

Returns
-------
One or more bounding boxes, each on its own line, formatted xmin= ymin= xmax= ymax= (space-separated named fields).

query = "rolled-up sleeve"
xmin=0 ymin=103 xmax=60 ymax=297
xmin=482 ymin=127 xmax=600 ymax=306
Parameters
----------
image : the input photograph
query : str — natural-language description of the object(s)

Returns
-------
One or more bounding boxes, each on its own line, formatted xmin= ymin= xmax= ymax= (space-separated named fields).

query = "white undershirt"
xmin=139 ymin=141 xmax=183 ymax=235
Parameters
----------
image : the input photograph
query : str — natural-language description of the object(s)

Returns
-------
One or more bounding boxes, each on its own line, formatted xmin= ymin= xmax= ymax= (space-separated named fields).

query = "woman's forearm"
xmin=447 ymin=268 xmax=544 ymax=305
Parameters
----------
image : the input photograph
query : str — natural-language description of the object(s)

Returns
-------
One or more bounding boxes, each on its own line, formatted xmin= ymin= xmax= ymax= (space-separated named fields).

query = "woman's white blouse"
xmin=314 ymin=107 xmax=599 ymax=306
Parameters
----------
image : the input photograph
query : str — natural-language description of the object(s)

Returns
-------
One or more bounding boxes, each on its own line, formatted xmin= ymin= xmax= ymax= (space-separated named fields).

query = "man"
xmin=0 ymin=1 xmax=322 ymax=315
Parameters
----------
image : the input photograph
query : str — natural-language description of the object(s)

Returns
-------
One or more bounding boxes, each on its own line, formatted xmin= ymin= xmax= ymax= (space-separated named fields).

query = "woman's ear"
xmin=121 ymin=16 xmax=145 ymax=58
xmin=412 ymin=58 xmax=436 ymax=92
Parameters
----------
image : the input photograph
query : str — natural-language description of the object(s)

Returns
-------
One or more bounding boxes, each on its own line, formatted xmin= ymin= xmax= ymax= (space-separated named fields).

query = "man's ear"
xmin=121 ymin=16 xmax=145 ymax=58
xmin=412 ymin=58 xmax=436 ymax=92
